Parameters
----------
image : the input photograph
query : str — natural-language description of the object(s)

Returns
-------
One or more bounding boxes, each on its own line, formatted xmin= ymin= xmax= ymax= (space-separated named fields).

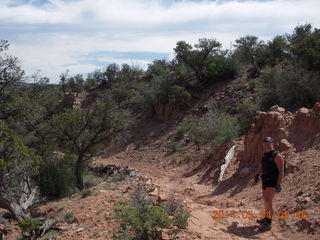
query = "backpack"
xmin=271 ymin=150 xmax=288 ymax=176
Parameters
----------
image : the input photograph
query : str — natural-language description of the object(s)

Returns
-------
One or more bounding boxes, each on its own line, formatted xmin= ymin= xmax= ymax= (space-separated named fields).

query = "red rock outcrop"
xmin=154 ymin=103 xmax=177 ymax=119
xmin=238 ymin=102 xmax=320 ymax=170
xmin=288 ymin=102 xmax=320 ymax=151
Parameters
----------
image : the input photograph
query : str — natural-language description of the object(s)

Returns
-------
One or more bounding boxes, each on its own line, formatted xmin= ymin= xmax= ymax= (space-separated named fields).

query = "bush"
xmin=174 ymin=208 xmax=192 ymax=229
xmin=161 ymin=193 xmax=184 ymax=216
xmin=19 ymin=217 xmax=41 ymax=237
xmin=83 ymin=173 xmax=100 ymax=188
xmin=171 ymin=157 xmax=177 ymax=164
xmin=111 ymin=170 xmax=129 ymax=182
xmin=176 ymin=125 xmax=187 ymax=140
xmin=187 ymin=111 xmax=240 ymax=147
xmin=168 ymin=141 xmax=180 ymax=152
xmin=131 ymin=82 xmax=157 ymax=117
xmin=184 ymin=153 xmax=193 ymax=161
xmin=257 ymin=66 xmax=320 ymax=111
xmin=39 ymin=154 xmax=76 ymax=199
xmin=113 ymin=184 xmax=172 ymax=240
xmin=206 ymin=56 xmax=225 ymax=79
xmin=168 ymin=85 xmax=191 ymax=109
xmin=80 ymin=188 xmax=92 ymax=198
xmin=214 ymin=113 xmax=240 ymax=144
xmin=64 ymin=211 xmax=75 ymax=223
xmin=235 ymin=98 xmax=259 ymax=134
xmin=248 ymin=79 xmax=257 ymax=90
xmin=161 ymin=193 xmax=191 ymax=229
xmin=288 ymin=24 xmax=320 ymax=72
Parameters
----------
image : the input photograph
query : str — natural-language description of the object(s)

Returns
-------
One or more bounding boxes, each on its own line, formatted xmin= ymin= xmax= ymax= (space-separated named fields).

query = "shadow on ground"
xmin=220 ymin=222 xmax=261 ymax=239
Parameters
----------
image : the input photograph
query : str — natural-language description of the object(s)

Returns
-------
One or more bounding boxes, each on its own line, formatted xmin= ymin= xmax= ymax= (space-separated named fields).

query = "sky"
xmin=1 ymin=0 xmax=320 ymax=83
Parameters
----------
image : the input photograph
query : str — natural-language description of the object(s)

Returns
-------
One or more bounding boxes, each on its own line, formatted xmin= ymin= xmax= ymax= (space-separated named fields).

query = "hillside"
xmin=2 ymin=68 xmax=319 ymax=240
xmin=1 ymin=24 xmax=320 ymax=239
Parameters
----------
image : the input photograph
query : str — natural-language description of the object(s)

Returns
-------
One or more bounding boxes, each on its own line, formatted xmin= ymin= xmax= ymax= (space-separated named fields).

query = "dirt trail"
xmin=95 ymin=155 xmax=315 ymax=240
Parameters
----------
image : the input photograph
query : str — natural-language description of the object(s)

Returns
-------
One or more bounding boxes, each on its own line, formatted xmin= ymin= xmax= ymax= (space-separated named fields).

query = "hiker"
xmin=254 ymin=136 xmax=284 ymax=229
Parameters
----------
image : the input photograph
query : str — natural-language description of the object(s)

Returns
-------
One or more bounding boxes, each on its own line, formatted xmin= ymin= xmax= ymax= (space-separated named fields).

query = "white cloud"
xmin=1 ymin=0 xmax=320 ymax=83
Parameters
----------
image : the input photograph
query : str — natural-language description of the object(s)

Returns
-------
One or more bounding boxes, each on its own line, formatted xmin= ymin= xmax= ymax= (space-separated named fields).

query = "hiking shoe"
xmin=256 ymin=218 xmax=268 ymax=225
xmin=258 ymin=221 xmax=272 ymax=231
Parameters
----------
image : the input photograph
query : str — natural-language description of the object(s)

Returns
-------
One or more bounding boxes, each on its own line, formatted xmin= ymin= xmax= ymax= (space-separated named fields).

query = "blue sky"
xmin=1 ymin=0 xmax=319 ymax=83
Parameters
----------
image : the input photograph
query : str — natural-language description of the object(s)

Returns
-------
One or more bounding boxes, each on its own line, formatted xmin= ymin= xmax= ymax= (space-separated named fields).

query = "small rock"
xmin=149 ymin=187 xmax=159 ymax=197
xmin=123 ymin=186 xmax=132 ymax=193
xmin=146 ymin=178 xmax=152 ymax=186
xmin=226 ymin=202 xmax=233 ymax=208
xmin=158 ymin=192 xmax=168 ymax=201
xmin=76 ymin=227 xmax=85 ymax=233
xmin=161 ymin=229 xmax=171 ymax=240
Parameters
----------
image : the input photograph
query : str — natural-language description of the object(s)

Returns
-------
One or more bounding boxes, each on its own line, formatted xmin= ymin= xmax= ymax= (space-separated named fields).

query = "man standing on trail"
xmin=255 ymin=136 xmax=284 ymax=230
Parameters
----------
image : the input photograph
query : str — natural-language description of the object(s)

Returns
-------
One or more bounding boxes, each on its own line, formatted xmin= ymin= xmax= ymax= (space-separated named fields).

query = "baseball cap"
xmin=263 ymin=136 xmax=273 ymax=143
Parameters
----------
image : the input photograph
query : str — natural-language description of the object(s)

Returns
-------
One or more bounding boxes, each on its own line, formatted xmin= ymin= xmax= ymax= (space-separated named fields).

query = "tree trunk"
xmin=0 ymin=181 xmax=56 ymax=237
xmin=75 ymin=154 xmax=85 ymax=190
xmin=0 ymin=197 xmax=29 ymax=221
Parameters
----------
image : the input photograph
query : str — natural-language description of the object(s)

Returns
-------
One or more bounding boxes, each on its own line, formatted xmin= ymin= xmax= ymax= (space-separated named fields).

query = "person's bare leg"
xmin=263 ymin=187 xmax=275 ymax=220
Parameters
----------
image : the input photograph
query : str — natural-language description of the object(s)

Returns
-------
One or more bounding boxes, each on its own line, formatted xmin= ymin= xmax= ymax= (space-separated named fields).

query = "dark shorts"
xmin=261 ymin=175 xmax=277 ymax=190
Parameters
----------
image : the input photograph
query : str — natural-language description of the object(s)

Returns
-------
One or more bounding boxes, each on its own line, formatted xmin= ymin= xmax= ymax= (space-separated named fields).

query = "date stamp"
xmin=211 ymin=209 xmax=308 ymax=220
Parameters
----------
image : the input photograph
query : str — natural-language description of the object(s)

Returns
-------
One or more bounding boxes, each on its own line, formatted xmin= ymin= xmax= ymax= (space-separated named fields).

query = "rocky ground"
xmin=18 ymin=142 xmax=318 ymax=240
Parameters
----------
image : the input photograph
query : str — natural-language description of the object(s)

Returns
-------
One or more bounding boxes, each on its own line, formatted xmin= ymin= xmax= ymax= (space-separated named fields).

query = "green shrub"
xmin=257 ymin=66 xmax=320 ymax=111
xmin=131 ymin=83 xmax=157 ymax=117
xmin=186 ymin=111 xmax=240 ymax=147
xmin=83 ymin=173 xmax=100 ymax=188
xmin=161 ymin=193 xmax=191 ymax=229
xmin=111 ymin=86 xmax=133 ymax=108
xmin=248 ymin=79 xmax=257 ymax=90
xmin=161 ymin=193 xmax=184 ymax=216
xmin=64 ymin=211 xmax=75 ymax=223
xmin=111 ymin=170 xmax=129 ymax=182
xmin=132 ymin=78 xmax=191 ymax=117
xmin=168 ymin=141 xmax=180 ymax=152
xmin=175 ymin=125 xmax=187 ymax=140
xmin=289 ymin=24 xmax=320 ymax=72
xmin=19 ymin=217 xmax=41 ymax=237
xmin=174 ymin=208 xmax=192 ymax=229
xmin=207 ymin=56 xmax=221 ymax=79
xmin=171 ymin=157 xmax=177 ymax=164
xmin=187 ymin=121 xmax=203 ymax=149
xmin=113 ymin=184 xmax=172 ymax=240
xmin=214 ymin=114 xmax=240 ymax=144
xmin=168 ymin=85 xmax=191 ymax=109
xmin=80 ymin=188 xmax=92 ymax=198
xmin=235 ymin=98 xmax=259 ymax=134
xmin=39 ymin=154 xmax=76 ymax=199
xmin=184 ymin=153 xmax=193 ymax=161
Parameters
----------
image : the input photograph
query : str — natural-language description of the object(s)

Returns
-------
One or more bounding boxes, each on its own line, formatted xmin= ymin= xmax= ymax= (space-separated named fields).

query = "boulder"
xmin=278 ymin=139 xmax=292 ymax=152
xmin=238 ymin=102 xmax=320 ymax=170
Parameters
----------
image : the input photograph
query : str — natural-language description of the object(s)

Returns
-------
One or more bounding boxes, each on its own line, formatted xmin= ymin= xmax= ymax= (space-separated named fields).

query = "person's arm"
xmin=275 ymin=154 xmax=284 ymax=185
xmin=257 ymin=167 xmax=263 ymax=175
xmin=254 ymin=165 xmax=263 ymax=183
